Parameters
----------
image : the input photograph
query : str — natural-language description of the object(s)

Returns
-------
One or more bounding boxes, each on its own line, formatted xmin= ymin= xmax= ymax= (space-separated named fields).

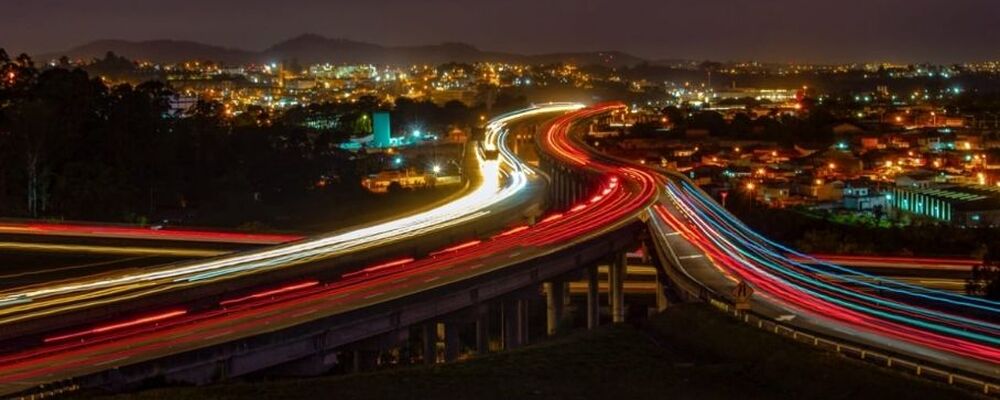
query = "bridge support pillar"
xmin=556 ymin=171 xmax=566 ymax=209
xmin=586 ymin=264 xmax=600 ymax=329
xmin=610 ymin=252 xmax=626 ymax=323
xmin=517 ymin=298 xmax=530 ymax=346
xmin=544 ymin=281 xmax=565 ymax=336
xmin=475 ymin=305 xmax=490 ymax=354
xmin=502 ymin=300 xmax=524 ymax=349
xmin=655 ymin=270 xmax=669 ymax=312
xmin=444 ymin=322 xmax=462 ymax=362
xmin=421 ymin=323 xmax=438 ymax=364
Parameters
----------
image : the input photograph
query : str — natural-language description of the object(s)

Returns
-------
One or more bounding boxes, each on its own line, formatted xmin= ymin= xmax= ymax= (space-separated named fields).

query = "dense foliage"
xmin=0 ymin=51 xmax=481 ymax=225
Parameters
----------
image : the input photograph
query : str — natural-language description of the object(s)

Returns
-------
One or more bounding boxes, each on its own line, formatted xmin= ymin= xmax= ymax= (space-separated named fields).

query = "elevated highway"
xmin=640 ymin=171 xmax=1000 ymax=386
xmin=0 ymin=103 xmax=658 ymax=397
xmin=2 ymin=103 xmax=997 ymax=398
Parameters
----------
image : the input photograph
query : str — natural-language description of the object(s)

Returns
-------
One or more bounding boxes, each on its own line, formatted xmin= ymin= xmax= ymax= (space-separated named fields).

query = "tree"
xmin=966 ymin=246 xmax=1000 ymax=300
xmin=689 ymin=110 xmax=727 ymax=136
xmin=660 ymin=106 xmax=684 ymax=127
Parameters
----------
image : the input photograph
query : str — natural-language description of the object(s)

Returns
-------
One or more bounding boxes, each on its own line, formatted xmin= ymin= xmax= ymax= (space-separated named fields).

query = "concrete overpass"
xmin=3 ymin=103 xmax=997 ymax=399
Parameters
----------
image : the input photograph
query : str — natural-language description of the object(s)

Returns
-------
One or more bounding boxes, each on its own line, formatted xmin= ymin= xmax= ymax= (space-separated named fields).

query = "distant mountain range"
xmin=37 ymin=34 xmax=649 ymax=67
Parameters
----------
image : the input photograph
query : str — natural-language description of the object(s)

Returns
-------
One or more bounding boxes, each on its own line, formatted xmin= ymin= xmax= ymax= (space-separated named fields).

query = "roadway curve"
xmin=542 ymin=106 xmax=1000 ymax=380
xmin=633 ymin=172 xmax=1000 ymax=380
xmin=0 ymin=104 xmax=578 ymax=341
xmin=0 ymin=103 xmax=660 ymax=396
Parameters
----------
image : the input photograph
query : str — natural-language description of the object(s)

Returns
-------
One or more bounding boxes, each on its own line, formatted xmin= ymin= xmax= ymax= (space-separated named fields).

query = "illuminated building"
xmin=886 ymin=184 xmax=1000 ymax=226
xmin=372 ymin=111 xmax=392 ymax=148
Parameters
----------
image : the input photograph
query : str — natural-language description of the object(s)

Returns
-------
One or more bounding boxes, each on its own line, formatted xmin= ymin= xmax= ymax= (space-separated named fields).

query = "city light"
xmin=3 ymin=10 xmax=1000 ymax=395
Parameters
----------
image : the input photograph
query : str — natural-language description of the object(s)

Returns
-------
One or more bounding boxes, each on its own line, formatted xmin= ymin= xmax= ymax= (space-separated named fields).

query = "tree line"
xmin=0 ymin=51 xmax=483 ymax=225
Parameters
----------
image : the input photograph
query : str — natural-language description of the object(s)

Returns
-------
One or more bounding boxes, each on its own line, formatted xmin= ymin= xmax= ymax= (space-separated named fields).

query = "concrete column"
xmin=611 ymin=253 xmax=626 ymax=323
xmin=553 ymin=171 xmax=563 ymax=208
xmin=586 ymin=264 xmax=600 ymax=329
xmin=475 ymin=306 xmax=490 ymax=355
xmin=557 ymin=172 xmax=566 ymax=209
xmin=502 ymin=301 xmax=521 ymax=349
xmin=421 ymin=323 xmax=437 ymax=364
xmin=569 ymin=174 xmax=580 ymax=207
xmin=517 ymin=298 xmax=530 ymax=345
xmin=444 ymin=322 xmax=461 ymax=362
xmin=545 ymin=281 xmax=565 ymax=336
xmin=655 ymin=270 xmax=669 ymax=312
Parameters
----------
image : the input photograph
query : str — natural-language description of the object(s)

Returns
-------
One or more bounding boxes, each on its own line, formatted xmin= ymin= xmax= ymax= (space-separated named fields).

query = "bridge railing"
xmin=705 ymin=298 xmax=999 ymax=396
xmin=647 ymin=204 xmax=998 ymax=395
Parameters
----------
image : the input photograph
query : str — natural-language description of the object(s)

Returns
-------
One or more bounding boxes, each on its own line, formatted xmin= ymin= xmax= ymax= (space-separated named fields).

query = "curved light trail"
xmin=0 ymin=103 xmax=582 ymax=327
xmin=0 ymin=222 xmax=303 ymax=245
xmin=652 ymin=173 xmax=1000 ymax=368
xmin=0 ymin=104 xmax=659 ymax=395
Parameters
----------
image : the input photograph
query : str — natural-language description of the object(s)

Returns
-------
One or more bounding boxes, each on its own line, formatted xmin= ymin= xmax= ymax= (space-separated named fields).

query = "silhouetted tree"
xmin=967 ymin=246 xmax=1000 ymax=300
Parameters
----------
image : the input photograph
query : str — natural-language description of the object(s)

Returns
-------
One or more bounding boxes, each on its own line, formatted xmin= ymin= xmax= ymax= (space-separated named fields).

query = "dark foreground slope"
xmin=83 ymin=303 xmax=977 ymax=400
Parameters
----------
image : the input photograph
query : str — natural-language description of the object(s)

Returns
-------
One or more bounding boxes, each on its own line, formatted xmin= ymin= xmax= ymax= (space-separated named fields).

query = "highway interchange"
xmin=0 ymin=103 xmax=996 ymax=396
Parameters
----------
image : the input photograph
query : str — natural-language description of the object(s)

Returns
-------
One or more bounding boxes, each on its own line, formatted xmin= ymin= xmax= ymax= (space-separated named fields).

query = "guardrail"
xmin=637 ymin=166 xmax=999 ymax=396
xmin=705 ymin=298 xmax=999 ymax=396
xmin=650 ymin=213 xmax=999 ymax=395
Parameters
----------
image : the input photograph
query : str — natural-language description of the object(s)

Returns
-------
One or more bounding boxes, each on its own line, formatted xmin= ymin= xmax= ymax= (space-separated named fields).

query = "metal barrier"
xmin=706 ymin=298 xmax=999 ymax=396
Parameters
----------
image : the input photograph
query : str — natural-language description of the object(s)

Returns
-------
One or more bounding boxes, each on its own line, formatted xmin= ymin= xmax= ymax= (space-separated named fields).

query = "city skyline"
xmin=3 ymin=0 xmax=999 ymax=64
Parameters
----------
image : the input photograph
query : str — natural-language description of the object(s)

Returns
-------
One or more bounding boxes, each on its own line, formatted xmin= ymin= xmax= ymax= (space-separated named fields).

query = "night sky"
xmin=3 ymin=0 xmax=998 ymax=63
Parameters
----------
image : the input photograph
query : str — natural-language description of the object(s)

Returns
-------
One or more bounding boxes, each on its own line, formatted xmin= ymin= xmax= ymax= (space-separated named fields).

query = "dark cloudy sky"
xmin=2 ymin=0 xmax=998 ymax=63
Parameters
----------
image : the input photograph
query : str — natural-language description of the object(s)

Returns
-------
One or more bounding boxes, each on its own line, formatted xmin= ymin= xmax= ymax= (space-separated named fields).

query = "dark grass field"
xmin=90 ymin=303 xmax=977 ymax=400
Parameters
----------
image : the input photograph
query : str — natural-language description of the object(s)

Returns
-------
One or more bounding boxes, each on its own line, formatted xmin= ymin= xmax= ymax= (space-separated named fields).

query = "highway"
xmin=1 ymin=102 xmax=996 ymax=396
xmin=0 ymin=223 xmax=300 ymax=288
xmin=0 ymin=103 xmax=658 ymax=396
xmin=0 ymin=221 xmax=302 ymax=245
xmin=534 ymin=104 xmax=1000 ymax=380
xmin=647 ymin=177 xmax=999 ymax=379
xmin=0 ymin=104 xmax=585 ymax=340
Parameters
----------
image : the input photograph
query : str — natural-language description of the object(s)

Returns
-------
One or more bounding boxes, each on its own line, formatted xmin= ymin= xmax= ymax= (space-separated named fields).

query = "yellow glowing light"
xmin=0 ymin=103 xmax=586 ymax=326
